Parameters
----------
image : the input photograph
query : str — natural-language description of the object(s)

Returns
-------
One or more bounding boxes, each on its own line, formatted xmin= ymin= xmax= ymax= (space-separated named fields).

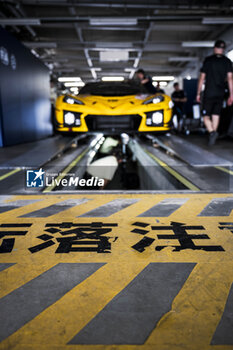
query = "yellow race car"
xmin=55 ymin=81 xmax=173 ymax=133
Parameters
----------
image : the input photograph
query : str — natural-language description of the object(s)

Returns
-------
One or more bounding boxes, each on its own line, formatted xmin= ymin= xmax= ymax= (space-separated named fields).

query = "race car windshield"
xmin=79 ymin=81 xmax=147 ymax=97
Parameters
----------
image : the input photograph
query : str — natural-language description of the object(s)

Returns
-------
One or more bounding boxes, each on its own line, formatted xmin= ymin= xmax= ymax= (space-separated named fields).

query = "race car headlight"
xmin=152 ymin=111 xmax=163 ymax=124
xmin=146 ymin=110 xmax=164 ymax=126
xmin=64 ymin=112 xmax=75 ymax=125
xmin=63 ymin=111 xmax=81 ymax=126
xmin=63 ymin=96 xmax=84 ymax=105
xmin=143 ymin=95 xmax=164 ymax=105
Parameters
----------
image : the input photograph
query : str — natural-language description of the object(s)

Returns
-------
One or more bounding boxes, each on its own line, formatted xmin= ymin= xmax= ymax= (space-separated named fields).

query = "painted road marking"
xmin=1 ymin=195 xmax=233 ymax=218
xmin=145 ymin=263 xmax=233 ymax=349
xmin=215 ymin=165 xmax=233 ymax=176
xmin=138 ymin=198 xmax=188 ymax=217
xmin=69 ymin=262 xmax=195 ymax=345
xmin=0 ymin=196 xmax=11 ymax=203
xmin=0 ymin=223 xmax=32 ymax=253
xmin=5 ymin=261 xmax=149 ymax=348
xmin=0 ymin=168 xmax=20 ymax=182
xmin=0 ymin=193 xmax=233 ymax=350
xmin=79 ymin=198 xmax=140 ymax=217
xmin=0 ymin=263 xmax=104 ymax=342
xmin=0 ymin=199 xmax=41 ymax=214
xmin=143 ymin=148 xmax=200 ymax=191
xmin=20 ymin=198 xmax=89 ymax=217
xmin=198 ymin=197 xmax=233 ymax=216
xmin=211 ymin=282 xmax=233 ymax=345
xmin=0 ymin=263 xmax=15 ymax=272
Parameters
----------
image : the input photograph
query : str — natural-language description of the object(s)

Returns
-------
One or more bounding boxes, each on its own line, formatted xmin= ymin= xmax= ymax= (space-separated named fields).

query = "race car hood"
xmin=80 ymin=94 xmax=148 ymax=109
xmin=58 ymin=93 xmax=170 ymax=116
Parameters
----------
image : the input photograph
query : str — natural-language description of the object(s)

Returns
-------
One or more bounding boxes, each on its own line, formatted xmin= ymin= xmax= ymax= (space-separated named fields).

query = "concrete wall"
xmin=0 ymin=27 xmax=53 ymax=147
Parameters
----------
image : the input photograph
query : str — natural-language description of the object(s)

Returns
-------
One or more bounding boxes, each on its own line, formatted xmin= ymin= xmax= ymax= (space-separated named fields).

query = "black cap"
xmin=136 ymin=69 xmax=145 ymax=75
xmin=214 ymin=40 xmax=226 ymax=49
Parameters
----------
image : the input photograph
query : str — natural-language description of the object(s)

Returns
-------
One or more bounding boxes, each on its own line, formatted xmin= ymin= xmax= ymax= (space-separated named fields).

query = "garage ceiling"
xmin=0 ymin=0 xmax=233 ymax=84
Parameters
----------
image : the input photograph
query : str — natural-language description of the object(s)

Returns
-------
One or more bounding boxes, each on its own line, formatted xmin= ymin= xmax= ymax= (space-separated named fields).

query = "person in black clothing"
xmin=196 ymin=39 xmax=233 ymax=145
xmin=171 ymin=82 xmax=187 ymax=131
xmin=135 ymin=69 xmax=157 ymax=94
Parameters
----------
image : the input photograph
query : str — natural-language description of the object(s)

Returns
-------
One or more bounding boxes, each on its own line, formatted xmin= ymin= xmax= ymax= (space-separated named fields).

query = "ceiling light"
xmin=90 ymin=18 xmax=137 ymax=26
xmin=102 ymin=77 xmax=124 ymax=81
xmin=100 ymin=50 xmax=129 ymax=62
xmin=168 ymin=57 xmax=199 ymax=62
xmin=64 ymin=82 xmax=85 ymax=87
xmin=70 ymin=87 xmax=79 ymax=94
xmin=152 ymin=76 xmax=174 ymax=81
xmin=152 ymin=81 xmax=168 ymax=87
xmin=186 ymin=75 xmax=192 ymax=80
xmin=0 ymin=18 xmax=41 ymax=26
xmin=182 ymin=41 xmax=214 ymax=47
xmin=96 ymin=42 xmax=133 ymax=48
xmin=58 ymin=77 xmax=82 ymax=82
xmin=159 ymin=81 xmax=168 ymax=87
xmin=24 ymin=42 xmax=57 ymax=49
xmin=202 ymin=17 xmax=233 ymax=24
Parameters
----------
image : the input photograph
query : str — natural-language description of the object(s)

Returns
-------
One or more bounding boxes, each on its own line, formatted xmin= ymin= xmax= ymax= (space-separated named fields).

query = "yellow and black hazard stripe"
xmin=1 ymin=193 xmax=233 ymax=350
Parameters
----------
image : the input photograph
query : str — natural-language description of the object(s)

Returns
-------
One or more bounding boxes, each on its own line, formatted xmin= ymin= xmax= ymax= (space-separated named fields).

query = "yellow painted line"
xmin=1 ymin=193 xmax=233 ymax=350
xmin=0 ymin=260 xmax=57 ymax=299
xmin=43 ymin=148 xmax=89 ymax=193
xmin=143 ymin=148 xmax=200 ymax=191
xmin=0 ymin=168 xmax=20 ymax=181
xmin=215 ymin=166 xmax=233 ymax=176
xmin=146 ymin=263 xmax=233 ymax=349
xmin=5 ymin=262 xmax=148 ymax=347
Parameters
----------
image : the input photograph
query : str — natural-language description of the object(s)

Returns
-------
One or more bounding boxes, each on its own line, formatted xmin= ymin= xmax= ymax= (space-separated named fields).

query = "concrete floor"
xmin=0 ymin=133 xmax=233 ymax=193
xmin=180 ymin=133 xmax=233 ymax=162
